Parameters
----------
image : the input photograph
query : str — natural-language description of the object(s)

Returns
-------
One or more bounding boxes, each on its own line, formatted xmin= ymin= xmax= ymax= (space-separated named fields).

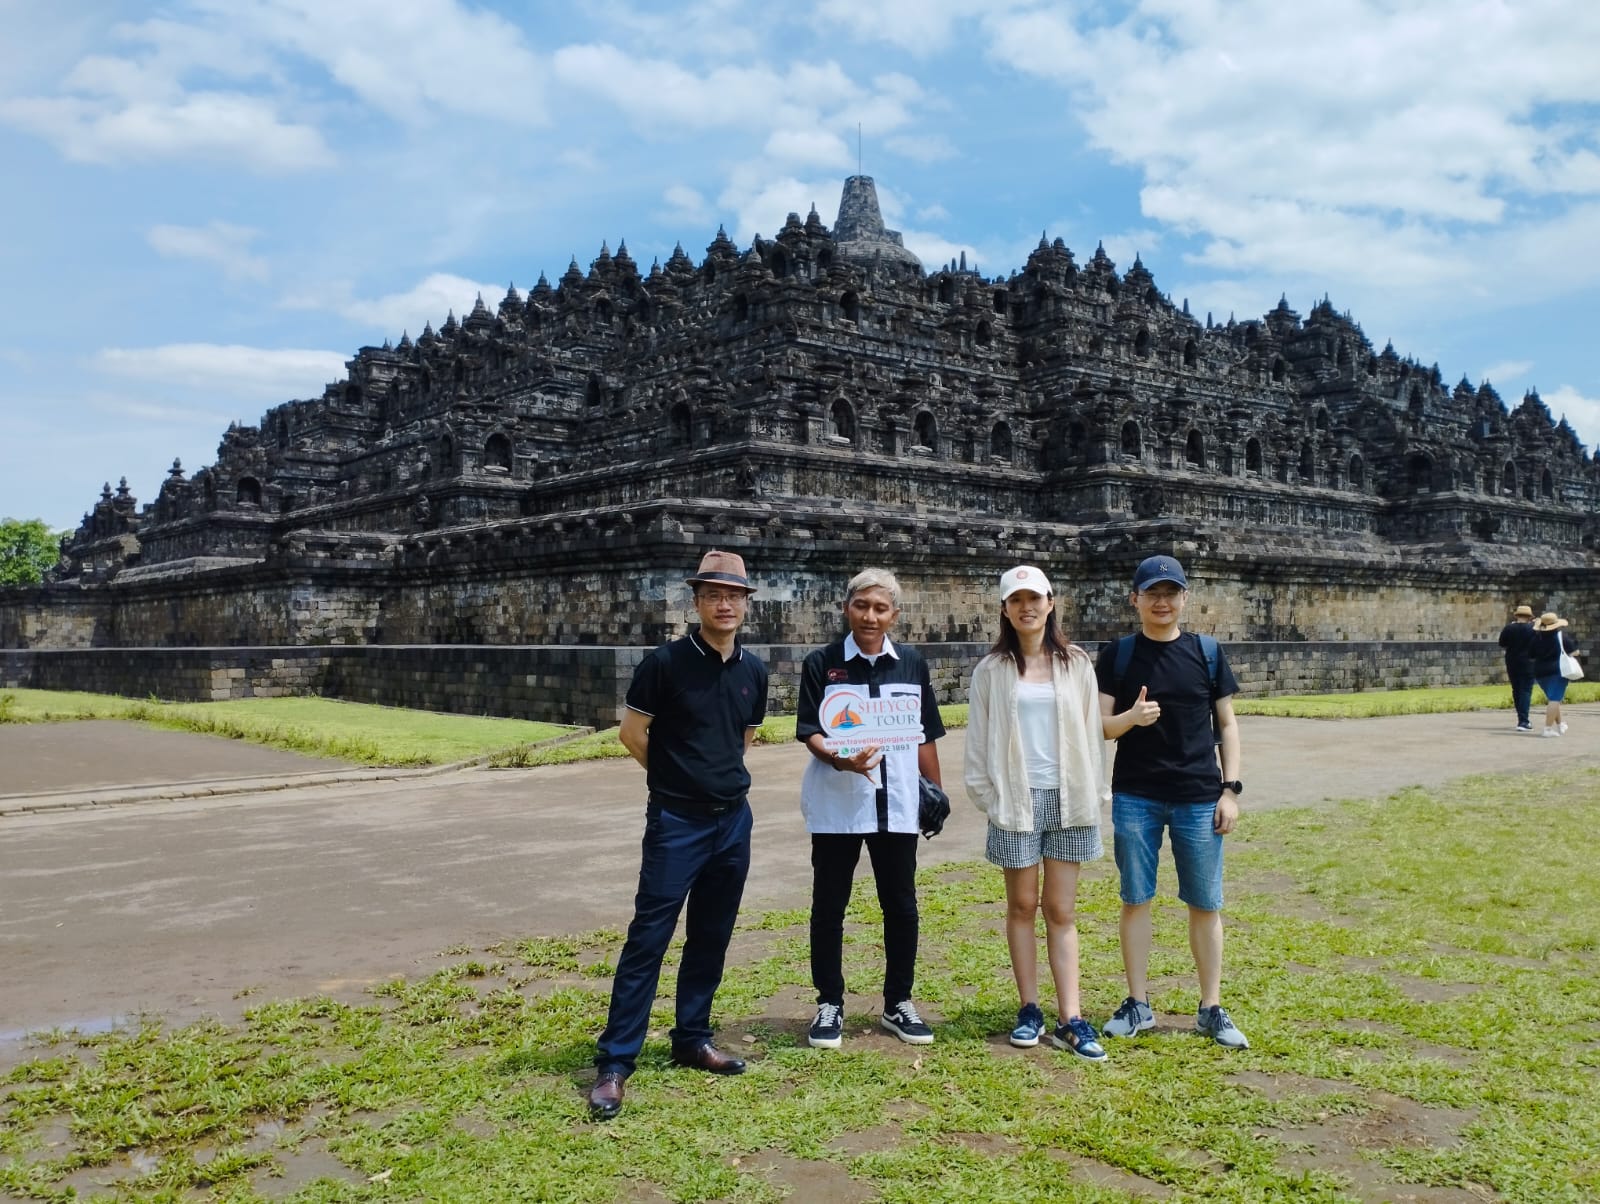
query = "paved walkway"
xmin=0 ymin=720 xmax=354 ymax=796
xmin=0 ymin=706 xmax=1595 ymax=1039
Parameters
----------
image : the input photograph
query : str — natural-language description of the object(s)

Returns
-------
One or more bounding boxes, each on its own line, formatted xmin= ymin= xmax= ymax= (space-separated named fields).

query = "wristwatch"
xmin=1220 ymin=780 xmax=1243 ymax=795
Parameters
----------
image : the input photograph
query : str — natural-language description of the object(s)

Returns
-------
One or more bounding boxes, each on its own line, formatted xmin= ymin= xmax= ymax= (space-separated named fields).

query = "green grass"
xmin=0 ymin=690 xmax=574 ymax=768
xmin=4 ymin=678 xmax=1592 ymax=775
xmin=1234 ymin=680 xmax=1600 ymax=718
xmin=4 ymin=766 xmax=1597 ymax=1202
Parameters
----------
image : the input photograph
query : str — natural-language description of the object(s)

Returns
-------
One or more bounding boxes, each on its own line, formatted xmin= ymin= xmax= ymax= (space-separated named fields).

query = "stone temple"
xmin=3 ymin=176 xmax=1597 ymax=723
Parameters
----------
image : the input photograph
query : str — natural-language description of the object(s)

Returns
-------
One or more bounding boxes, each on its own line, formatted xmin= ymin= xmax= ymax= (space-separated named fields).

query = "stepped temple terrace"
xmin=4 ymin=176 xmax=1597 ymax=724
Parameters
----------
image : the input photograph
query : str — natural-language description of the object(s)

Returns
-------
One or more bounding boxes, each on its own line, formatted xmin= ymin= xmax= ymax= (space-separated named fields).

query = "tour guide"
xmin=588 ymin=551 xmax=770 ymax=1120
xmin=795 ymin=567 xmax=945 ymax=1050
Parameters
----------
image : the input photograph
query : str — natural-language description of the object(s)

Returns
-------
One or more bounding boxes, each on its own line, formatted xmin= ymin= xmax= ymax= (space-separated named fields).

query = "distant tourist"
xmin=1097 ymin=555 xmax=1249 ymax=1049
xmin=588 ymin=551 xmax=769 ymax=1121
xmin=1530 ymin=611 xmax=1579 ymax=739
xmin=1497 ymin=604 xmax=1537 ymax=732
xmin=795 ymin=567 xmax=945 ymax=1050
xmin=965 ymin=565 xmax=1110 ymax=1060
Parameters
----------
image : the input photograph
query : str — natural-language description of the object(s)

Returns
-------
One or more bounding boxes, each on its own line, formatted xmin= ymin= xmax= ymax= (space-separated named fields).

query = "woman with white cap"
xmin=964 ymin=565 xmax=1110 ymax=1060
xmin=1530 ymin=611 xmax=1579 ymax=738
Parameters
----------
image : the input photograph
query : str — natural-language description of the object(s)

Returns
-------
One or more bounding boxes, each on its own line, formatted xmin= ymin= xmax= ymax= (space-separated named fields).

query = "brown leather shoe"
xmin=588 ymin=1071 xmax=625 ymax=1120
xmin=670 ymin=1041 xmax=746 ymax=1075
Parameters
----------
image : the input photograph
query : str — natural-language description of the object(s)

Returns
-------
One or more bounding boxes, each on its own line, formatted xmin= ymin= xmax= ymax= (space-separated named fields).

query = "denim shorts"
xmin=1112 ymin=792 xmax=1224 ymax=911
xmin=1536 ymin=674 xmax=1569 ymax=703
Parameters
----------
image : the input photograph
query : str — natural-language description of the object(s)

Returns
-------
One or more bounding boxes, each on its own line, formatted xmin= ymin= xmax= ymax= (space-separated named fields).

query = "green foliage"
xmin=5 ymin=767 xmax=1598 ymax=1201
xmin=0 ymin=518 xmax=60 ymax=587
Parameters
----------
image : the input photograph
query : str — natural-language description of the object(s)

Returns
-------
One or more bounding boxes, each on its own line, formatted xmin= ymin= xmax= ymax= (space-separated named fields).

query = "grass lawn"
xmin=1234 ymin=680 xmax=1600 ymax=719
xmin=3 ymin=766 xmax=1596 ymax=1202
xmin=0 ymin=691 xmax=573 ymax=768
xmin=4 ymin=681 xmax=1595 ymax=772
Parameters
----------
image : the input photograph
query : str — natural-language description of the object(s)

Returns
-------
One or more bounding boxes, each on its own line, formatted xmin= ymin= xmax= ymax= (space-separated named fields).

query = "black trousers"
xmin=810 ymin=831 xmax=919 ymax=1009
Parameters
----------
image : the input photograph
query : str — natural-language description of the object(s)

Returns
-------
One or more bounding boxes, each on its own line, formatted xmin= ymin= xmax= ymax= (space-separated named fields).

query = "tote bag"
xmin=1560 ymin=648 xmax=1584 ymax=681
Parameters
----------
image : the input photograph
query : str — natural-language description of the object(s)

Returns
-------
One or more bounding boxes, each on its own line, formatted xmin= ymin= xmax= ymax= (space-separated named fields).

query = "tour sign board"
xmin=818 ymin=685 xmax=925 ymax=753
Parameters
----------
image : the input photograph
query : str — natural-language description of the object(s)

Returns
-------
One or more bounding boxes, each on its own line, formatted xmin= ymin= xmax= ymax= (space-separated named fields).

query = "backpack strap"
xmin=1112 ymin=634 xmax=1137 ymax=696
xmin=1197 ymin=633 xmax=1220 ymax=700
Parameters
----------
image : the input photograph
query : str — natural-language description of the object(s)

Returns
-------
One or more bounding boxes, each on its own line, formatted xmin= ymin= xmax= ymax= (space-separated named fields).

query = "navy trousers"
xmin=1509 ymin=669 xmax=1534 ymax=726
xmin=595 ymin=801 xmax=752 ymax=1076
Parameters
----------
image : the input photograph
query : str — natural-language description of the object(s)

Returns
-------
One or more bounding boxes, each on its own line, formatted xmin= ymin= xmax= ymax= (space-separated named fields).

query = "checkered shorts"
xmin=985 ymin=787 xmax=1104 ymax=869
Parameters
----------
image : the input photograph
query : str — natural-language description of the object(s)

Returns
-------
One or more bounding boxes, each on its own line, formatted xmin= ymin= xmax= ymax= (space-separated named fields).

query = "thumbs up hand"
xmin=1128 ymin=685 xmax=1161 ymax=727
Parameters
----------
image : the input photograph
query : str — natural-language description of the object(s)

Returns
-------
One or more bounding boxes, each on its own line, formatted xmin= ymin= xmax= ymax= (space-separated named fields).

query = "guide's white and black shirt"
xmin=794 ymin=633 xmax=945 ymax=835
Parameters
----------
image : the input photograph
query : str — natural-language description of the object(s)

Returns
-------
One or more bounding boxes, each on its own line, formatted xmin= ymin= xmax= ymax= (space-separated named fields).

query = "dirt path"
xmin=1 ymin=706 xmax=1595 ymax=1038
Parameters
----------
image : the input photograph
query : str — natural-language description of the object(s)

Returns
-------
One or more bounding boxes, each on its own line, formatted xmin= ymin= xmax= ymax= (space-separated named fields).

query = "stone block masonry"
xmin=1 ymin=640 xmax=1508 ymax=730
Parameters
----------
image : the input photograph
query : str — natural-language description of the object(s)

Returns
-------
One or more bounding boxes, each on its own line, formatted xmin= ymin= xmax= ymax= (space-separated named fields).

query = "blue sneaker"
xmin=1103 ymin=996 xmax=1156 ymax=1037
xmin=1051 ymin=1015 xmax=1107 ymax=1062
xmin=1196 ymin=1004 xmax=1250 ymax=1049
xmin=1009 ymin=1002 xmax=1045 ymax=1048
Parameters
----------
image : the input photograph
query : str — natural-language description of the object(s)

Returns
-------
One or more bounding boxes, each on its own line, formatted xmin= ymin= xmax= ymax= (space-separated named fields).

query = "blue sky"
xmin=4 ymin=0 xmax=1599 ymax=532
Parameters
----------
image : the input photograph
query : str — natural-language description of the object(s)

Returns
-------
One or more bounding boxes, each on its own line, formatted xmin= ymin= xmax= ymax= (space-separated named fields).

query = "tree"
xmin=0 ymin=518 xmax=61 ymax=587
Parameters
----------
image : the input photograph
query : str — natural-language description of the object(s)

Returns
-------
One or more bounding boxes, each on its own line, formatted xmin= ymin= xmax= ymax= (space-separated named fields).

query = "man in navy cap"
xmin=1095 ymin=555 xmax=1250 ymax=1049
xmin=588 ymin=550 xmax=770 ymax=1119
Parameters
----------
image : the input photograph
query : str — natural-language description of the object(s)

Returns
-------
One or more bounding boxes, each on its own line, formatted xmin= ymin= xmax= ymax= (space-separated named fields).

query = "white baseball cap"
xmin=999 ymin=565 xmax=1053 ymax=600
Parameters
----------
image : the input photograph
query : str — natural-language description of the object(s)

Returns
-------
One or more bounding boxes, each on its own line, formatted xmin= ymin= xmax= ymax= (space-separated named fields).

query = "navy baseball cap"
xmin=1132 ymin=555 xmax=1188 ymax=591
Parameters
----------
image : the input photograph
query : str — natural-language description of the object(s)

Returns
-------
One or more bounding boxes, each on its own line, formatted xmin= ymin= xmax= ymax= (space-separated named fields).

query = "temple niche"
xmin=18 ymin=174 xmax=1600 ymax=654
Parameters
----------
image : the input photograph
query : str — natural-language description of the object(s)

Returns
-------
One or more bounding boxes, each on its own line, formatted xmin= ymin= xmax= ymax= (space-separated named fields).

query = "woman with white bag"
xmin=1529 ymin=611 xmax=1580 ymax=738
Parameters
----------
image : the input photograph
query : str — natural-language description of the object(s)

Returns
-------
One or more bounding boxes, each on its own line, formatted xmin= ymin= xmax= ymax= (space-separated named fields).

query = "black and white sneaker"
xmin=808 ymin=1001 xmax=843 ymax=1049
xmin=880 ymin=1000 xmax=935 ymax=1045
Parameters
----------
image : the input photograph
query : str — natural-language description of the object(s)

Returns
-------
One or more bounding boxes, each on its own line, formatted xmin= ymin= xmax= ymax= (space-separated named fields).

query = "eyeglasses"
xmin=696 ymin=590 xmax=749 ymax=605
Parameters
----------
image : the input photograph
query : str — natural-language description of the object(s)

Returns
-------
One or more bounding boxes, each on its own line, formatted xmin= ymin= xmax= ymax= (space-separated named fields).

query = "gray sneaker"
xmin=1196 ymin=1004 xmax=1249 ymax=1048
xmin=1103 ymin=996 xmax=1155 ymax=1037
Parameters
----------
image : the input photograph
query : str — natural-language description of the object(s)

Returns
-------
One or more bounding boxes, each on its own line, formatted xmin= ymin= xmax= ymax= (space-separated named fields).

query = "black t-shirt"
xmin=1095 ymin=631 xmax=1239 ymax=804
xmin=625 ymin=627 xmax=769 ymax=808
xmin=1498 ymin=622 xmax=1536 ymax=670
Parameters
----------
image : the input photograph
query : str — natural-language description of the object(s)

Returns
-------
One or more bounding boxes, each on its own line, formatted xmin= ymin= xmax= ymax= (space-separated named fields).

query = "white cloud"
xmin=284 ymin=272 xmax=504 ymax=340
xmin=0 ymin=91 xmax=334 ymax=173
xmin=656 ymin=184 xmax=712 ymax=228
xmin=816 ymin=0 xmax=1018 ymax=56
xmin=1542 ymin=385 xmax=1600 ymax=450
xmin=86 ymin=395 xmax=227 ymax=425
xmin=1480 ymin=360 xmax=1534 ymax=387
xmin=900 ymin=229 xmax=980 ymax=271
xmin=147 ymin=221 xmax=269 ymax=283
xmin=2 ymin=0 xmax=548 ymax=173
xmin=211 ymin=0 xmax=548 ymax=126
xmin=717 ymin=169 xmax=844 ymax=244
xmin=764 ymin=128 xmax=851 ymax=170
xmin=885 ymin=132 xmax=956 ymax=163
xmin=91 ymin=344 xmax=348 ymax=401
xmin=978 ymin=1 xmax=1600 ymax=312
xmin=551 ymin=44 xmax=920 ymax=141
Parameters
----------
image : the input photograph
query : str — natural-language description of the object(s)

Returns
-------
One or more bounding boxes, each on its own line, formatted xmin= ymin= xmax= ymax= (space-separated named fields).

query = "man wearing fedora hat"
xmin=1497 ymin=604 xmax=1538 ymax=732
xmin=589 ymin=550 xmax=769 ymax=1120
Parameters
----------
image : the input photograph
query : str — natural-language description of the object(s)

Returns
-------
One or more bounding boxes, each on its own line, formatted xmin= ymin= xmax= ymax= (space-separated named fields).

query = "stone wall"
xmin=1 ymin=639 xmax=1512 ymax=729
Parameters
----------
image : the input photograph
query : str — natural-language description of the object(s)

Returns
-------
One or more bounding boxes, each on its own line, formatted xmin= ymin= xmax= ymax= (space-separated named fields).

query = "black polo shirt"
xmin=625 ymin=627 xmax=769 ymax=809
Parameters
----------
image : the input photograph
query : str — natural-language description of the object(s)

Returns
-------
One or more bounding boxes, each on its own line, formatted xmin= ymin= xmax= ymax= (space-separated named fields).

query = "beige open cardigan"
xmin=964 ymin=650 xmax=1109 ymax=832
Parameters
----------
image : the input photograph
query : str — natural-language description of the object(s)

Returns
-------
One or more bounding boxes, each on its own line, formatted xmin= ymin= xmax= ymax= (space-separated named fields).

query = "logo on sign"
xmin=823 ymin=690 xmax=867 ymax=731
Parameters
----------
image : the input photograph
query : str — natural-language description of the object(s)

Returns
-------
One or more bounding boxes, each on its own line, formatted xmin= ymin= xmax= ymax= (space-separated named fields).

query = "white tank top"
xmin=1016 ymin=678 xmax=1059 ymax=789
